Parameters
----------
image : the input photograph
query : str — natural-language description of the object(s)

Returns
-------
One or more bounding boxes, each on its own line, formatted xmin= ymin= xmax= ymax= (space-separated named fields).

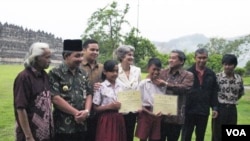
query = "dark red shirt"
xmin=13 ymin=67 xmax=53 ymax=141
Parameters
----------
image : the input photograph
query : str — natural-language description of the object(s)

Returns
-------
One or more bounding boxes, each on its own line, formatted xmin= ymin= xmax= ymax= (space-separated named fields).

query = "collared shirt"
xmin=81 ymin=60 xmax=103 ymax=85
xmin=117 ymin=63 xmax=141 ymax=90
xmin=196 ymin=68 xmax=204 ymax=85
xmin=93 ymin=80 xmax=123 ymax=106
xmin=187 ymin=64 xmax=218 ymax=115
xmin=138 ymin=78 xmax=165 ymax=107
xmin=14 ymin=67 xmax=53 ymax=141
xmin=48 ymin=63 xmax=93 ymax=133
xmin=159 ymin=67 xmax=194 ymax=124
xmin=216 ymin=72 xmax=244 ymax=104
xmin=159 ymin=68 xmax=194 ymax=94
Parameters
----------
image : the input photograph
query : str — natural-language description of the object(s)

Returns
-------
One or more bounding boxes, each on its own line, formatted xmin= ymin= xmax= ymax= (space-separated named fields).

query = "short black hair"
xmin=222 ymin=54 xmax=238 ymax=67
xmin=171 ymin=49 xmax=186 ymax=63
xmin=147 ymin=57 xmax=162 ymax=68
xmin=82 ymin=39 xmax=98 ymax=49
xmin=195 ymin=48 xmax=208 ymax=57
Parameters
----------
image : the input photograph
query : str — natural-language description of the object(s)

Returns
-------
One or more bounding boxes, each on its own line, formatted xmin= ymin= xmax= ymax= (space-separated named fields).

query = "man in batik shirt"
xmin=156 ymin=50 xmax=194 ymax=141
xmin=14 ymin=42 xmax=53 ymax=141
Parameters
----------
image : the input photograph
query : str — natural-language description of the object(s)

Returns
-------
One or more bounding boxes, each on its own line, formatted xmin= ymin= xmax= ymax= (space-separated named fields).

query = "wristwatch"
xmin=85 ymin=109 xmax=90 ymax=117
xmin=165 ymin=81 xmax=168 ymax=86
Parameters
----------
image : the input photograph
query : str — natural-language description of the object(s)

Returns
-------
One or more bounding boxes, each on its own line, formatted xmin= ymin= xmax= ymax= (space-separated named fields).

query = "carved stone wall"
xmin=0 ymin=22 xmax=63 ymax=64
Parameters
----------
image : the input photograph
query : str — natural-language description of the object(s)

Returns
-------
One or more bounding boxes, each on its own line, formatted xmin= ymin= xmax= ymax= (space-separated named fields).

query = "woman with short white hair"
xmin=115 ymin=44 xmax=141 ymax=141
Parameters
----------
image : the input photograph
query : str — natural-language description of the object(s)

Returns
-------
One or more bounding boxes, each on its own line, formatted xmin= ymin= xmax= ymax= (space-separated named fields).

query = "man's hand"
xmin=212 ymin=110 xmax=218 ymax=118
xmin=74 ymin=110 xmax=89 ymax=123
xmin=93 ymin=82 xmax=102 ymax=91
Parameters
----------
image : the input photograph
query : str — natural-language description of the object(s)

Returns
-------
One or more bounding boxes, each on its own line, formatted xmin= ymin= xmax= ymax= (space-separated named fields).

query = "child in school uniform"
xmin=135 ymin=57 xmax=165 ymax=141
xmin=92 ymin=60 xmax=126 ymax=141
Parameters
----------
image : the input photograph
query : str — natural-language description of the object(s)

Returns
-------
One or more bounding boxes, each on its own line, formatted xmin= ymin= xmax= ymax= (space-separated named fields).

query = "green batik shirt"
xmin=48 ymin=63 xmax=93 ymax=133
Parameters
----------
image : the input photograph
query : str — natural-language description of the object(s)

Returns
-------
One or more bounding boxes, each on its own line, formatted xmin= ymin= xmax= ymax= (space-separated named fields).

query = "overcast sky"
xmin=1 ymin=0 xmax=250 ymax=42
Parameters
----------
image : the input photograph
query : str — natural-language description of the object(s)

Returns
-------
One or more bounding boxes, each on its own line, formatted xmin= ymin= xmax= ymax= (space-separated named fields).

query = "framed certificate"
xmin=153 ymin=94 xmax=178 ymax=115
xmin=117 ymin=90 xmax=141 ymax=113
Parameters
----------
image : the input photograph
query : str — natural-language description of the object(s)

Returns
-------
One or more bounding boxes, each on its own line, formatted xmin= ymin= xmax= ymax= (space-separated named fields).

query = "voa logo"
xmin=226 ymin=129 xmax=246 ymax=136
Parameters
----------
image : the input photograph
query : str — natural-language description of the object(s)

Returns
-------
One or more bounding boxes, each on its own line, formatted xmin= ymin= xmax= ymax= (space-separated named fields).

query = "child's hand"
xmin=109 ymin=101 xmax=121 ymax=110
xmin=156 ymin=112 xmax=162 ymax=116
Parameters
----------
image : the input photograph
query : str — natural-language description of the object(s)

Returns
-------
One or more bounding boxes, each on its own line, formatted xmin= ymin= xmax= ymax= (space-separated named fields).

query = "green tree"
xmin=235 ymin=67 xmax=246 ymax=76
xmin=155 ymin=52 xmax=169 ymax=69
xmin=184 ymin=52 xmax=195 ymax=69
xmin=81 ymin=1 xmax=130 ymax=62
xmin=81 ymin=1 xmax=160 ymax=65
xmin=206 ymin=54 xmax=223 ymax=73
xmin=124 ymin=28 xmax=158 ymax=65
xmin=197 ymin=36 xmax=250 ymax=57
xmin=244 ymin=60 xmax=250 ymax=76
xmin=198 ymin=38 xmax=227 ymax=55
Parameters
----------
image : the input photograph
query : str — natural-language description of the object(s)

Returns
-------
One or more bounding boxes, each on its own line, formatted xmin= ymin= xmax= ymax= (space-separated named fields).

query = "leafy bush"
xmin=235 ymin=67 xmax=246 ymax=76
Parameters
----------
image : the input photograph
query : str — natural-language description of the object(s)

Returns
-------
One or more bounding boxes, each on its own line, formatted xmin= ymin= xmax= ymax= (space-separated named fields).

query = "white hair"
xmin=114 ymin=45 xmax=135 ymax=62
xmin=24 ymin=42 xmax=50 ymax=68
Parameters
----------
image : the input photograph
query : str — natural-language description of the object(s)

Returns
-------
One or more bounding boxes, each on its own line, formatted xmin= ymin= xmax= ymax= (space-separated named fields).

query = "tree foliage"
xmin=244 ymin=60 xmax=250 ymax=76
xmin=197 ymin=36 xmax=250 ymax=57
xmin=235 ymin=68 xmax=246 ymax=76
xmin=206 ymin=54 xmax=223 ymax=73
xmin=81 ymin=1 xmax=159 ymax=66
xmin=184 ymin=52 xmax=195 ymax=69
xmin=124 ymin=28 xmax=158 ymax=65
xmin=81 ymin=1 xmax=130 ymax=62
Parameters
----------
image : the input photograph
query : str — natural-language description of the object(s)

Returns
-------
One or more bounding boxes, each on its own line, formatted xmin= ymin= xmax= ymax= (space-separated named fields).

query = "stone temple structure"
xmin=0 ymin=22 xmax=63 ymax=64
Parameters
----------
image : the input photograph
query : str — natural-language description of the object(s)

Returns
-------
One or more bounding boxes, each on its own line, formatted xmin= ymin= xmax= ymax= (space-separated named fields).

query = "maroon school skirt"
xmin=95 ymin=111 xmax=127 ymax=141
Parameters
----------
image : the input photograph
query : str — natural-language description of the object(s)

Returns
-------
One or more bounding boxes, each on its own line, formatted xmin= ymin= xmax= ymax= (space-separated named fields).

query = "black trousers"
xmin=212 ymin=104 xmax=237 ymax=141
xmin=181 ymin=114 xmax=209 ymax=141
xmin=86 ymin=115 xmax=98 ymax=141
xmin=54 ymin=132 xmax=86 ymax=141
xmin=160 ymin=121 xmax=182 ymax=141
xmin=124 ymin=112 xmax=137 ymax=141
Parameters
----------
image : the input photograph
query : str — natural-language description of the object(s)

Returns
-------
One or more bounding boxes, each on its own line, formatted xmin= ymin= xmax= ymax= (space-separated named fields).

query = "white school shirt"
xmin=117 ymin=63 xmax=141 ymax=91
xmin=138 ymin=78 xmax=166 ymax=107
xmin=93 ymin=80 xmax=123 ymax=106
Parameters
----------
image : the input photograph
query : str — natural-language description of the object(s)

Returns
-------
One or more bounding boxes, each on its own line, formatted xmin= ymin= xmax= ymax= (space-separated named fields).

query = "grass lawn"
xmin=243 ymin=76 xmax=250 ymax=86
xmin=0 ymin=64 xmax=250 ymax=141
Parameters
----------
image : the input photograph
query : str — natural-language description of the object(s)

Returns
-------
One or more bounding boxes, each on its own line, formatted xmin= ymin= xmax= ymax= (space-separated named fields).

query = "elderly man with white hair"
xmin=13 ymin=42 xmax=53 ymax=141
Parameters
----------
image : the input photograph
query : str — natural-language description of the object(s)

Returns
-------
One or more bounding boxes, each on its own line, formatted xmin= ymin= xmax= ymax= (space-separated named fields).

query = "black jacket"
xmin=185 ymin=64 xmax=218 ymax=116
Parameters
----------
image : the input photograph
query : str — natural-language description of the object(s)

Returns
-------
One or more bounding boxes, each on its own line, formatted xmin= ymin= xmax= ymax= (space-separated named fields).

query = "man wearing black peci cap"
xmin=48 ymin=39 xmax=93 ymax=141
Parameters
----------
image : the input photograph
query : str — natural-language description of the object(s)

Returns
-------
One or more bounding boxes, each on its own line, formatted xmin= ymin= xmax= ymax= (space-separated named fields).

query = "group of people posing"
xmin=13 ymin=39 xmax=244 ymax=141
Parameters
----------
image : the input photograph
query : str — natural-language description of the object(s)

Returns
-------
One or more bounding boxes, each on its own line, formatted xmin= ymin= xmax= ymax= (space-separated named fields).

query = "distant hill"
xmin=153 ymin=34 xmax=209 ymax=53
xmin=152 ymin=33 xmax=250 ymax=67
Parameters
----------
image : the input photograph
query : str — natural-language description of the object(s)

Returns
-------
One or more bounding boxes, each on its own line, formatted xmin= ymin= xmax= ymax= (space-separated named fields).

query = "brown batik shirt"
xmin=14 ymin=67 xmax=53 ymax=141
xmin=159 ymin=68 xmax=194 ymax=124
